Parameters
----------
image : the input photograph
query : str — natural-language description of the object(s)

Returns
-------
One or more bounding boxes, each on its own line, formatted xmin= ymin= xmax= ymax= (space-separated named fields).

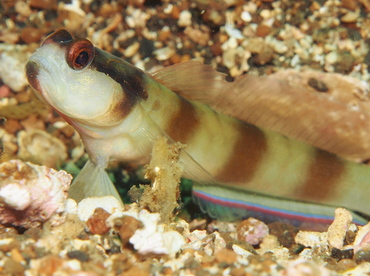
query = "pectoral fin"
xmin=68 ymin=159 xmax=123 ymax=205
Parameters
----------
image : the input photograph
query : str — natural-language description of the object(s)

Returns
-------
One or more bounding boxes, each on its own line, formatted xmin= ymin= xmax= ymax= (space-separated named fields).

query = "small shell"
xmin=0 ymin=160 xmax=72 ymax=228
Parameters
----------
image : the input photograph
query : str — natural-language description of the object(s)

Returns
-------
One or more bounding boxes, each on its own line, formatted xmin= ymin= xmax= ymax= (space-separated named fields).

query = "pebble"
xmin=29 ymin=0 xmax=58 ymax=10
xmin=268 ymin=222 xmax=299 ymax=248
xmin=295 ymin=231 xmax=329 ymax=248
xmin=20 ymin=27 xmax=43 ymax=44
xmin=17 ymin=129 xmax=68 ymax=168
xmin=341 ymin=10 xmax=360 ymax=23
xmin=354 ymin=249 xmax=370 ymax=263
xmin=124 ymin=41 xmax=140 ymax=58
xmin=85 ymin=208 xmax=111 ymax=235
xmin=184 ymin=26 xmax=210 ymax=46
xmin=308 ymin=77 xmax=329 ymax=92
xmin=241 ymin=11 xmax=252 ymax=22
xmin=67 ymin=250 xmax=89 ymax=262
xmin=153 ymin=47 xmax=176 ymax=61
xmin=214 ymin=248 xmax=238 ymax=265
xmin=114 ymin=215 xmax=143 ymax=246
xmin=15 ymin=1 xmax=32 ymax=17
xmin=325 ymin=51 xmax=338 ymax=64
xmin=224 ymin=23 xmax=244 ymax=40
xmin=237 ymin=218 xmax=269 ymax=246
xmin=256 ymin=25 xmax=271 ymax=37
xmin=334 ymin=258 xmax=357 ymax=272
xmin=0 ymin=45 xmax=31 ymax=92
xmin=2 ymin=257 xmax=25 ymax=275
xmin=178 ymin=10 xmax=192 ymax=27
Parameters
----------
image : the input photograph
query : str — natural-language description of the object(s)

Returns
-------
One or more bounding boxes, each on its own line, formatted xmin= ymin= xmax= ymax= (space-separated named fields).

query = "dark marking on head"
xmin=92 ymin=48 xmax=149 ymax=118
xmin=308 ymin=78 xmax=329 ymax=92
xmin=93 ymin=48 xmax=148 ymax=100
xmin=215 ymin=122 xmax=267 ymax=183
xmin=296 ymin=149 xmax=345 ymax=201
xmin=25 ymin=61 xmax=41 ymax=93
xmin=42 ymin=29 xmax=73 ymax=46
xmin=166 ymin=96 xmax=199 ymax=143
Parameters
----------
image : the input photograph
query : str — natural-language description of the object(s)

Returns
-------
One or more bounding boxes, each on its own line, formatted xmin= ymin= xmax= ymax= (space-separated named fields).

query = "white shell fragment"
xmin=353 ymin=222 xmax=370 ymax=253
xmin=76 ymin=196 xmax=123 ymax=222
xmin=0 ymin=160 xmax=72 ymax=228
xmin=107 ymin=208 xmax=186 ymax=256
xmin=0 ymin=44 xmax=31 ymax=92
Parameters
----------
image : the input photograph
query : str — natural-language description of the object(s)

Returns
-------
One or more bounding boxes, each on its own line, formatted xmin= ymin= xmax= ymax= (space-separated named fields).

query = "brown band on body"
xmin=296 ymin=149 xmax=345 ymax=201
xmin=166 ymin=96 xmax=200 ymax=144
xmin=215 ymin=122 xmax=267 ymax=184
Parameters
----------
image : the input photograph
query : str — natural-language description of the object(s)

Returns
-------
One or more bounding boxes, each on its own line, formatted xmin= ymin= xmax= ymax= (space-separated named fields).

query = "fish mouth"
xmin=25 ymin=61 xmax=42 ymax=93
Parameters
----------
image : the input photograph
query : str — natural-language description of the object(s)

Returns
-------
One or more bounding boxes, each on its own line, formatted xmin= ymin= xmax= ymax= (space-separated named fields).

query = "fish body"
xmin=26 ymin=30 xmax=370 ymax=226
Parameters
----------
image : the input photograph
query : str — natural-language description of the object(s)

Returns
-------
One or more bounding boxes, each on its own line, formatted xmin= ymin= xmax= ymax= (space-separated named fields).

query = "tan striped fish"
xmin=25 ymin=29 xmax=370 ymax=226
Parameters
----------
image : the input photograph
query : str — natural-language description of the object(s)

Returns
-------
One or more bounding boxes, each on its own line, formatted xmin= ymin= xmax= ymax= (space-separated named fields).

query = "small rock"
xmin=308 ymin=78 xmax=329 ymax=92
xmin=268 ymin=222 xmax=299 ymax=248
xmin=3 ymin=257 xmax=25 ymax=275
xmin=178 ymin=10 xmax=192 ymax=27
xmin=86 ymin=208 xmax=111 ymax=235
xmin=67 ymin=250 xmax=89 ymax=262
xmin=17 ymin=129 xmax=68 ymax=168
xmin=295 ymin=231 xmax=328 ymax=248
xmin=256 ymin=25 xmax=271 ymax=37
xmin=335 ymin=259 xmax=357 ymax=272
xmin=153 ymin=47 xmax=176 ymax=61
xmin=20 ymin=27 xmax=43 ymax=44
xmin=241 ymin=11 xmax=252 ymax=22
xmin=354 ymin=249 xmax=370 ymax=263
xmin=237 ymin=218 xmax=269 ymax=246
xmin=29 ymin=0 xmax=58 ymax=10
xmin=0 ymin=44 xmax=31 ymax=92
xmin=215 ymin=248 xmax=238 ymax=264
xmin=114 ymin=215 xmax=143 ymax=246
xmin=327 ymin=208 xmax=352 ymax=249
xmin=341 ymin=10 xmax=360 ymax=23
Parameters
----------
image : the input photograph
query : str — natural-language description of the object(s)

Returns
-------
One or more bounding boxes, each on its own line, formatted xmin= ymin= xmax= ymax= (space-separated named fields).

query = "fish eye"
xmin=67 ymin=39 xmax=95 ymax=70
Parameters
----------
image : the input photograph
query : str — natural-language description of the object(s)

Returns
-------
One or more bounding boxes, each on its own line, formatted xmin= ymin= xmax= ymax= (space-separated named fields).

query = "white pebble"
xmin=77 ymin=196 xmax=123 ymax=222
xmin=274 ymin=41 xmax=288 ymax=54
xmin=224 ymin=23 xmax=244 ymax=40
xmin=325 ymin=51 xmax=338 ymax=64
xmin=241 ymin=11 xmax=252 ymax=22
xmin=290 ymin=54 xmax=301 ymax=67
xmin=153 ymin=47 xmax=175 ymax=61
xmin=0 ymin=183 xmax=31 ymax=211
xmin=178 ymin=10 xmax=192 ymax=27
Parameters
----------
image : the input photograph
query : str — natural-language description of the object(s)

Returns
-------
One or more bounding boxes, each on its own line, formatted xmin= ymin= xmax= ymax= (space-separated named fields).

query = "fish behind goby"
xmin=25 ymin=29 xmax=370 ymax=227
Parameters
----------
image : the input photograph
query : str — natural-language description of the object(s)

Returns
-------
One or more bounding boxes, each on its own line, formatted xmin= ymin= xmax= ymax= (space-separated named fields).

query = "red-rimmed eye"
xmin=67 ymin=39 xmax=95 ymax=70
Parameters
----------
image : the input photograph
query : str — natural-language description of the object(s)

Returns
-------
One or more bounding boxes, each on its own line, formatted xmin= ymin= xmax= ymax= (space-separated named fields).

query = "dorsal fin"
xmin=151 ymin=61 xmax=232 ymax=103
xmin=152 ymin=62 xmax=370 ymax=161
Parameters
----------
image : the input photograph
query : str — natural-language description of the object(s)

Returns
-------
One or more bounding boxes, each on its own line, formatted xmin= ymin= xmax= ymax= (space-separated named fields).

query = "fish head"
xmin=25 ymin=29 xmax=129 ymax=127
